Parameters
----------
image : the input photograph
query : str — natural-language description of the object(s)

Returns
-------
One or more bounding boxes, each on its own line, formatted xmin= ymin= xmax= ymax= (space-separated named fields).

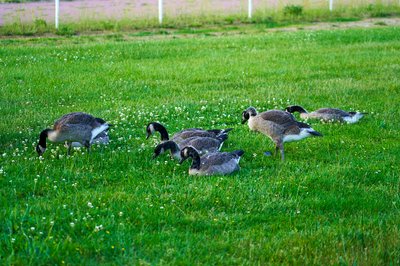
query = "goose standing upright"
xmin=285 ymin=105 xmax=367 ymax=123
xmin=36 ymin=112 xmax=111 ymax=156
xmin=179 ymin=146 xmax=244 ymax=176
xmin=241 ymin=107 xmax=322 ymax=161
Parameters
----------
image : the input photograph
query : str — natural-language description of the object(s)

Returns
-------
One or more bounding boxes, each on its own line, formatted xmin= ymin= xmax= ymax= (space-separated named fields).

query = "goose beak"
xmin=241 ymin=119 xmax=247 ymax=124
xmin=178 ymin=158 xmax=184 ymax=164
xmin=146 ymin=133 xmax=150 ymax=139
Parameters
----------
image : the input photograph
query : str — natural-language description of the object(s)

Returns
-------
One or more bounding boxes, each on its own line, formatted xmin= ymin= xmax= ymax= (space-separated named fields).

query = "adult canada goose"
xmin=241 ymin=107 xmax=322 ymax=161
xmin=146 ymin=122 xmax=233 ymax=144
xmin=285 ymin=105 xmax=367 ymax=124
xmin=153 ymin=134 xmax=228 ymax=160
xmin=179 ymin=146 xmax=244 ymax=176
xmin=36 ymin=112 xmax=111 ymax=156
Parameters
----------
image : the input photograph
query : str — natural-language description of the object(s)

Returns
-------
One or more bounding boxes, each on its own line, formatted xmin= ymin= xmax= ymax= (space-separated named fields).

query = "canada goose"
xmin=36 ymin=112 xmax=111 ymax=156
xmin=153 ymin=134 xmax=228 ymax=160
xmin=241 ymin=107 xmax=322 ymax=161
xmin=285 ymin=105 xmax=367 ymax=124
xmin=179 ymin=146 xmax=244 ymax=176
xmin=146 ymin=122 xmax=233 ymax=144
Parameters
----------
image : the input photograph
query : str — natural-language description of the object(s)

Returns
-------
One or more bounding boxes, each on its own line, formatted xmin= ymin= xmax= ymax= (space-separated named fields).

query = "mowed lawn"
xmin=0 ymin=26 xmax=399 ymax=264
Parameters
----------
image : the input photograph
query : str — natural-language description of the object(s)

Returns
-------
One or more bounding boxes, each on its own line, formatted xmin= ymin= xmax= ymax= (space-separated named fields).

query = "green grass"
xmin=1 ymin=4 xmax=400 ymax=36
xmin=1 ymin=26 xmax=400 ymax=264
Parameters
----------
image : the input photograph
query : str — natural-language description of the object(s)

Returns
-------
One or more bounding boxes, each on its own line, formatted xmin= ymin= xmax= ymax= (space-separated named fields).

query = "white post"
xmin=329 ymin=0 xmax=333 ymax=11
xmin=55 ymin=0 xmax=59 ymax=29
xmin=158 ymin=0 xmax=163 ymax=24
xmin=248 ymin=0 xmax=252 ymax=19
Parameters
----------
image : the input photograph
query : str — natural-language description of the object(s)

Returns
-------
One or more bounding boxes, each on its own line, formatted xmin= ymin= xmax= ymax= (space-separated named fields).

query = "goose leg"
xmin=66 ymin=141 xmax=72 ymax=156
xmin=83 ymin=141 xmax=91 ymax=154
xmin=274 ymin=145 xmax=279 ymax=157
xmin=278 ymin=142 xmax=285 ymax=161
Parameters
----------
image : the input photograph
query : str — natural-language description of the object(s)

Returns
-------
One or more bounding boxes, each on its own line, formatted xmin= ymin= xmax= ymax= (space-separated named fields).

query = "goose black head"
xmin=241 ymin=107 xmax=257 ymax=124
xmin=285 ymin=105 xmax=307 ymax=114
xmin=36 ymin=129 xmax=50 ymax=156
xmin=179 ymin=146 xmax=198 ymax=164
xmin=146 ymin=122 xmax=156 ymax=139
xmin=152 ymin=141 xmax=179 ymax=159
xmin=146 ymin=122 xmax=169 ymax=141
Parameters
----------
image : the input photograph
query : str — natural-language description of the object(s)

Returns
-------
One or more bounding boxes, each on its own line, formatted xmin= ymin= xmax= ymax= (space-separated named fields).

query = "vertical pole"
xmin=55 ymin=0 xmax=59 ymax=29
xmin=248 ymin=0 xmax=252 ymax=19
xmin=158 ymin=0 xmax=163 ymax=24
xmin=329 ymin=0 xmax=333 ymax=11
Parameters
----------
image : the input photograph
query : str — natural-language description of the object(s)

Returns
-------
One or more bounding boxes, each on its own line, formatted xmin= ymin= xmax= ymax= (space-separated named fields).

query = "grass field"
xmin=1 ymin=25 xmax=400 ymax=264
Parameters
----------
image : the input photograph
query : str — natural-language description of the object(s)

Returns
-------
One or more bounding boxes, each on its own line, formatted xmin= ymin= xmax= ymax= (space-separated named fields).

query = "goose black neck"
xmin=163 ymin=141 xmax=179 ymax=154
xmin=154 ymin=123 xmax=169 ymax=141
xmin=39 ymin=129 xmax=51 ymax=148
xmin=189 ymin=152 xmax=201 ymax=170
xmin=290 ymin=105 xmax=308 ymax=114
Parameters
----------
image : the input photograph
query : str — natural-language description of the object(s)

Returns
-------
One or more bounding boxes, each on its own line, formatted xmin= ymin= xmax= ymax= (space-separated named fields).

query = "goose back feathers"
xmin=153 ymin=134 xmax=228 ymax=160
xmin=36 ymin=112 xmax=111 ymax=156
xmin=179 ymin=146 xmax=244 ymax=176
xmin=146 ymin=122 xmax=232 ymax=144
xmin=285 ymin=105 xmax=367 ymax=123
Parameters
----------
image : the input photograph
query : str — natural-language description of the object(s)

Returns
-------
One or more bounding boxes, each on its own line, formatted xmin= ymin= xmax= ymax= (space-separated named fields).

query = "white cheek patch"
xmin=149 ymin=124 xmax=155 ymax=133
xmin=184 ymin=149 xmax=188 ymax=157
xmin=39 ymin=145 xmax=46 ymax=153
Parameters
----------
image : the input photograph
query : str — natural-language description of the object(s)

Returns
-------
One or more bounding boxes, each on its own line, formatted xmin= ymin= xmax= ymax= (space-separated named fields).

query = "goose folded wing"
xmin=259 ymin=111 xmax=297 ymax=127
xmin=316 ymin=108 xmax=349 ymax=116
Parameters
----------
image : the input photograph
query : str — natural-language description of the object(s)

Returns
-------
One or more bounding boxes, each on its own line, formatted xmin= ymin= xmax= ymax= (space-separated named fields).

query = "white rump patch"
xmin=283 ymin=129 xmax=312 ymax=143
xmin=91 ymin=124 xmax=109 ymax=143
xmin=343 ymin=113 xmax=364 ymax=124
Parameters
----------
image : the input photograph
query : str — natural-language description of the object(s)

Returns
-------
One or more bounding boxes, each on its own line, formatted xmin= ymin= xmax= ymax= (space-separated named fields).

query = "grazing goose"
xmin=241 ymin=107 xmax=322 ymax=161
xmin=146 ymin=122 xmax=233 ymax=144
xmin=179 ymin=146 xmax=244 ymax=176
xmin=36 ymin=112 xmax=111 ymax=156
xmin=285 ymin=105 xmax=367 ymax=124
xmin=153 ymin=134 xmax=228 ymax=160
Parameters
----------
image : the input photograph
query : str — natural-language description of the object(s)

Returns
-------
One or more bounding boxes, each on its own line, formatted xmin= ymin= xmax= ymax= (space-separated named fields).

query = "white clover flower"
xmin=70 ymin=222 xmax=75 ymax=227
xmin=94 ymin=224 xmax=103 ymax=232
xmin=87 ymin=202 xmax=93 ymax=208
xmin=30 ymin=227 xmax=35 ymax=231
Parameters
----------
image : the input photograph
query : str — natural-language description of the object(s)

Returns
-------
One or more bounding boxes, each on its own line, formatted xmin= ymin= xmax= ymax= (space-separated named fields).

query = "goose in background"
xmin=153 ymin=134 xmax=228 ymax=160
xmin=241 ymin=107 xmax=322 ymax=161
xmin=179 ymin=146 xmax=244 ymax=176
xmin=285 ymin=105 xmax=367 ymax=124
xmin=36 ymin=112 xmax=111 ymax=156
xmin=146 ymin=122 xmax=233 ymax=144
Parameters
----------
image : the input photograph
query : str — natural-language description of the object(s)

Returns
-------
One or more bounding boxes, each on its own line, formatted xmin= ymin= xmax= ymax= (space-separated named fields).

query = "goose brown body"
xmin=36 ymin=112 xmax=110 ymax=156
xmin=153 ymin=134 xmax=227 ymax=160
xmin=146 ymin=122 xmax=232 ymax=144
xmin=242 ymin=107 xmax=322 ymax=160
xmin=285 ymin=105 xmax=366 ymax=123
xmin=179 ymin=146 xmax=244 ymax=176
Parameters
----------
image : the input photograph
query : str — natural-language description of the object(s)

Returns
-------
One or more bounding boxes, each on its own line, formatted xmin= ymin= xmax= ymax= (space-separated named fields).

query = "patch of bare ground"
xmin=1 ymin=17 xmax=399 ymax=41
